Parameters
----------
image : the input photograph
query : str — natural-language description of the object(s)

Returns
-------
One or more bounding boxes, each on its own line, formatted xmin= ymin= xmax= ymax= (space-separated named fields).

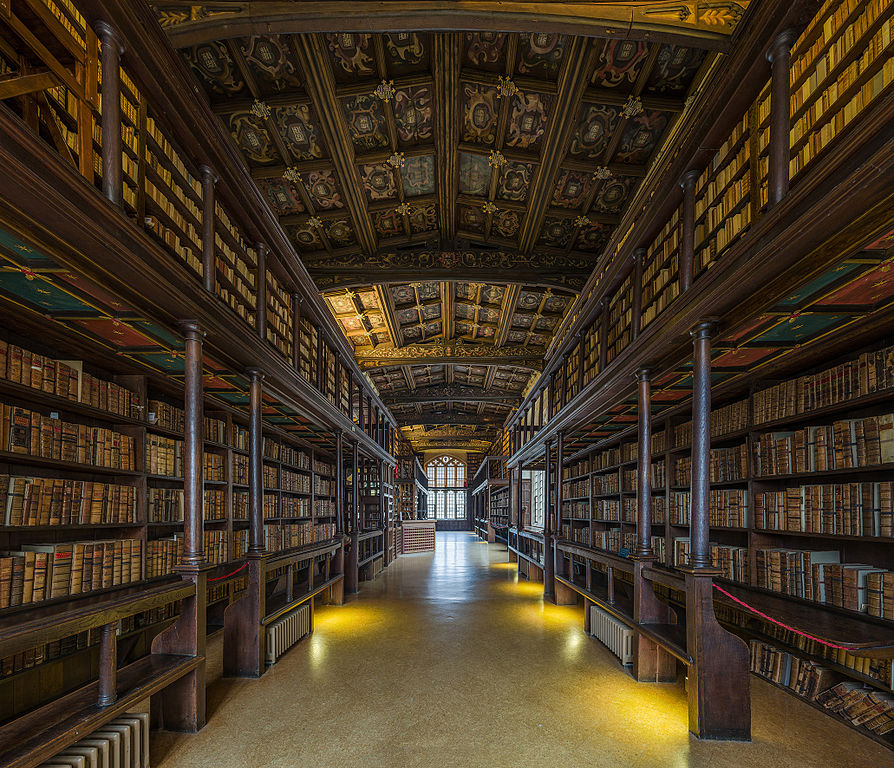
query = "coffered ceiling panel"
xmin=160 ymin=12 xmax=743 ymax=449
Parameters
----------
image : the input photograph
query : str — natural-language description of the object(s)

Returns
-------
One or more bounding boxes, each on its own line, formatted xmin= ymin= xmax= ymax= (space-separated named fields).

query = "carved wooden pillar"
xmin=256 ymin=244 xmax=267 ymax=338
xmin=634 ymin=367 xmax=653 ymax=557
xmin=199 ymin=165 xmax=216 ymax=292
xmin=690 ymin=321 xmax=715 ymax=568
xmin=632 ymin=247 xmax=645 ymax=339
xmin=98 ymin=623 xmax=117 ymax=706
xmin=154 ymin=327 xmax=211 ymax=709
xmin=346 ymin=440 xmax=360 ymax=594
xmin=96 ymin=22 xmax=123 ymax=207
xmin=767 ymin=30 xmax=797 ymax=206
xmin=248 ymin=368 xmax=265 ymax=555
xmin=543 ymin=439 xmax=555 ymax=602
xmin=180 ymin=321 xmax=205 ymax=567
xmin=680 ymin=170 xmax=699 ymax=291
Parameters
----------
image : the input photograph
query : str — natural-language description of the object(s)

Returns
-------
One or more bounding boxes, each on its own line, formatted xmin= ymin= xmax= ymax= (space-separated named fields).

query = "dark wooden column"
xmin=630 ymin=364 xmax=676 ymax=682
xmin=152 ymin=325 xmax=209 ymax=719
xmin=767 ymin=30 xmax=796 ymax=206
xmin=577 ymin=333 xmax=585 ymax=392
xmin=346 ymin=440 xmax=360 ymax=594
xmin=248 ymin=368 xmax=265 ymax=555
xmin=634 ymin=367 xmax=652 ymax=557
xmin=543 ymin=440 xmax=555 ymax=602
xmin=255 ymin=244 xmax=267 ymax=338
xmin=631 ymin=247 xmax=645 ymax=339
xmin=199 ymin=165 xmax=217 ymax=292
xmin=682 ymin=322 xmax=751 ymax=739
xmin=331 ymin=429 xmax=345 ymax=603
xmin=98 ymin=623 xmax=117 ymax=706
xmin=690 ymin=321 xmax=715 ymax=568
xmin=96 ymin=22 xmax=124 ymax=206
xmin=680 ymin=170 xmax=699 ymax=291
xmin=179 ymin=321 xmax=205 ymax=567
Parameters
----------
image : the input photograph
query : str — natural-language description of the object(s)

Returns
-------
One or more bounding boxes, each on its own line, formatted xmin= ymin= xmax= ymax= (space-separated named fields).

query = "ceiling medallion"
xmin=250 ymin=99 xmax=271 ymax=120
xmin=374 ymin=79 xmax=396 ymax=102
xmin=307 ymin=216 xmax=323 ymax=229
xmin=282 ymin=166 xmax=303 ymax=184
xmin=496 ymin=75 xmax=519 ymax=100
xmin=621 ymin=96 xmax=644 ymax=118
xmin=481 ymin=201 xmax=498 ymax=215
xmin=488 ymin=150 xmax=507 ymax=169
xmin=395 ymin=202 xmax=413 ymax=216
xmin=574 ymin=215 xmax=591 ymax=228
xmin=593 ymin=166 xmax=613 ymax=180
xmin=387 ymin=152 xmax=406 ymax=169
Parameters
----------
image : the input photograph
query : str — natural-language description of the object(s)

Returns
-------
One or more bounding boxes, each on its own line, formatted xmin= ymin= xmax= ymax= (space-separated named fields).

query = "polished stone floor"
xmin=152 ymin=532 xmax=894 ymax=768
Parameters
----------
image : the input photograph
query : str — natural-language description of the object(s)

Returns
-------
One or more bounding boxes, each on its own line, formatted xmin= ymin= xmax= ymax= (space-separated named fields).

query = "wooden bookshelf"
xmin=693 ymin=112 xmax=752 ymax=277
xmin=214 ymin=203 xmax=257 ymax=328
xmin=641 ymin=208 xmax=680 ymax=330
xmin=265 ymin=270 xmax=293 ymax=359
xmin=605 ymin=272 xmax=632 ymax=366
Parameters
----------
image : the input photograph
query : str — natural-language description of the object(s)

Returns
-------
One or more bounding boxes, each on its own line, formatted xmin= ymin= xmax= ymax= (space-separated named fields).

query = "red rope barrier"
xmin=207 ymin=562 xmax=248 ymax=582
xmin=712 ymin=582 xmax=863 ymax=651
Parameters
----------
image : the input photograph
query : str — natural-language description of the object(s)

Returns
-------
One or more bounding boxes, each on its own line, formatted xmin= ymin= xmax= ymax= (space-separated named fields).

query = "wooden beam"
xmin=433 ymin=33 xmax=460 ymax=240
xmin=381 ymin=385 xmax=519 ymax=405
xmin=291 ymin=35 xmax=379 ymax=255
xmin=519 ymin=37 xmax=597 ymax=253
xmin=0 ymin=70 xmax=59 ymax=100
xmin=159 ymin=4 xmax=741 ymax=52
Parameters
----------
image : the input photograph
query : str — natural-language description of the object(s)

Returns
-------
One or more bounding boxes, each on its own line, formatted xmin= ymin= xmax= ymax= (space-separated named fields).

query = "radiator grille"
xmin=588 ymin=605 xmax=634 ymax=665
xmin=42 ymin=712 xmax=149 ymax=768
xmin=265 ymin=603 xmax=311 ymax=664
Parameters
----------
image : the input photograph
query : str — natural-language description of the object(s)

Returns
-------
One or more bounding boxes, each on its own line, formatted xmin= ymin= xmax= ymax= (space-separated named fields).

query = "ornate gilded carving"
xmin=357 ymin=341 xmax=544 ymax=370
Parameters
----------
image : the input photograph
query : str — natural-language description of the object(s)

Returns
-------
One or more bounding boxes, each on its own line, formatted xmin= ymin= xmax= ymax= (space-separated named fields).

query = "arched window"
xmin=425 ymin=455 xmax=466 ymax=520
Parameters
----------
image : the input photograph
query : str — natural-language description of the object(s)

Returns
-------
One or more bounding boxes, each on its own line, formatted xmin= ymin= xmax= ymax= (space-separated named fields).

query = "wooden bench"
xmin=0 ymin=581 xmax=199 ymax=768
xmin=224 ymin=539 xmax=343 ymax=678
xmin=555 ymin=540 xmax=751 ymax=740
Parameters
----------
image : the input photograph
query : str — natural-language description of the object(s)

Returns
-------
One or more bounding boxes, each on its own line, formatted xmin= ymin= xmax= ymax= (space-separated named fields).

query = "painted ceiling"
xmin=163 ymin=25 xmax=725 ymax=450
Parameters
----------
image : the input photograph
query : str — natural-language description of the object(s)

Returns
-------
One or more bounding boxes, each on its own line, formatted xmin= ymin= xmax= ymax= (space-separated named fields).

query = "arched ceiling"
xmin=153 ymin=10 xmax=750 ymax=450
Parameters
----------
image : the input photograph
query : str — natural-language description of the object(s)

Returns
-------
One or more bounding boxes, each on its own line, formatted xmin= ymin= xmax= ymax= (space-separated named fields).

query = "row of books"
xmin=750 ymin=640 xmax=838 ymax=701
xmin=789 ymin=16 xmax=893 ymax=177
xmin=744 ymin=612 xmax=894 ymax=688
xmin=263 ymin=521 xmax=336 ymax=551
xmin=593 ymin=529 xmax=636 ymax=554
xmin=673 ymin=443 xmax=748 ymax=485
xmin=817 ymin=681 xmax=894 ymax=736
xmin=754 ymin=547 xmax=893 ymax=616
xmin=754 ymin=483 xmax=894 ymax=537
xmin=753 ymin=414 xmax=894 ymax=476
xmin=1 ymin=475 xmax=136 ymax=526
xmin=1 ymin=403 xmax=135 ymax=469
xmin=146 ymin=530 xmax=249 ymax=576
xmin=0 ymin=341 xmax=140 ymax=418
xmin=143 ymin=212 xmax=203 ymax=274
xmin=753 ymin=343 xmax=894 ymax=422
xmin=713 ymin=399 xmax=750 ymax=438
xmin=148 ymin=487 xmax=227 ymax=522
xmin=669 ymin=488 xmax=749 ymax=528
xmin=282 ymin=468 xmax=311 ymax=493
xmin=673 ymin=539 xmax=748 ymax=581
xmin=0 ymin=539 xmax=142 ymax=607
xmin=562 ymin=477 xmax=590 ymax=498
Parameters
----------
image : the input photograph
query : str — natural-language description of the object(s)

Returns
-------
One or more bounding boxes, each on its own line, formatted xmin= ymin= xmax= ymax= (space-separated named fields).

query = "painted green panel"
xmin=751 ymin=313 xmax=851 ymax=344
xmin=136 ymin=352 xmax=187 ymax=373
xmin=0 ymin=272 xmax=93 ymax=312
xmin=0 ymin=228 xmax=57 ymax=267
xmin=775 ymin=263 xmax=863 ymax=308
xmin=130 ymin=320 xmax=183 ymax=348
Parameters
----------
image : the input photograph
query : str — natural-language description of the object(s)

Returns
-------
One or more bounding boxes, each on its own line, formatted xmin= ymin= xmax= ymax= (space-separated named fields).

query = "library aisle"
xmin=151 ymin=533 xmax=894 ymax=768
